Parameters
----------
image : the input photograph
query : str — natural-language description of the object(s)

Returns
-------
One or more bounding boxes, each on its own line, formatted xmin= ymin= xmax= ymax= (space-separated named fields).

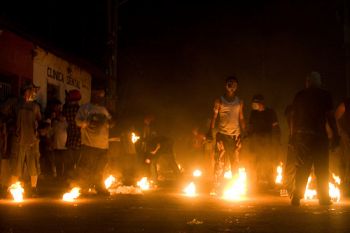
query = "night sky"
xmin=0 ymin=0 xmax=347 ymax=139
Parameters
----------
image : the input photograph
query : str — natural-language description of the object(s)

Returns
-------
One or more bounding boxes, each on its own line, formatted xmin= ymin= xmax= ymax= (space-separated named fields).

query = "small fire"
xmin=131 ymin=132 xmax=140 ymax=144
xmin=104 ymin=175 xmax=116 ymax=189
xmin=304 ymin=176 xmax=317 ymax=200
xmin=224 ymin=170 xmax=232 ymax=179
xmin=183 ymin=182 xmax=196 ymax=197
xmin=8 ymin=182 xmax=24 ymax=202
xmin=137 ymin=177 xmax=150 ymax=190
xmin=329 ymin=174 xmax=341 ymax=202
xmin=223 ymin=168 xmax=247 ymax=200
xmin=304 ymin=173 xmax=341 ymax=202
xmin=275 ymin=162 xmax=283 ymax=184
xmin=62 ymin=187 xmax=80 ymax=202
xmin=193 ymin=169 xmax=202 ymax=177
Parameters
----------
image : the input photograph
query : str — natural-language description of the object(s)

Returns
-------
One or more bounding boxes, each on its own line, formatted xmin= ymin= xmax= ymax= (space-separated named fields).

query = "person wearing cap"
xmin=248 ymin=94 xmax=280 ymax=191
xmin=207 ymin=76 xmax=246 ymax=194
xmin=289 ymin=71 xmax=340 ymax=206
xmin=11 ymin=80 xmax=42 ymax=197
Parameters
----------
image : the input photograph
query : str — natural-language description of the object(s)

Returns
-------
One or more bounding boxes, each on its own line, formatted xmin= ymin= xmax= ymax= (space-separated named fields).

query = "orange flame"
xmin=193 ymin=169 xmax=202 ymax=177
xmin=131 ymin=132 xmax=140 ymax=144
xmin=222 ymin=168 xmax=247 ymax=200
xmin=304 ymin=173 xmax=341 ymax=202
xmin=104 ymin=175 xmax=116 ymax=189
xmin=8 ymin=182 xmax=24 ymax=202
xmin=137 ymin=177 xmax=150 ymax=190
xmin=275 ymin=162 xmax=283 ymax=184
xmin=62 ymin=187 xmax=80 ymax=202
xmin=183 ymin=182 xmax=196 ymax=197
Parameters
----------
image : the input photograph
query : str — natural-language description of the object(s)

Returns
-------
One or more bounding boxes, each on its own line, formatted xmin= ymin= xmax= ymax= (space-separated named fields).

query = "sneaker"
xmin=319 ymin=199 xmax=333 ymax=206
xmin=280 ymin=189 xmax=289 ymax=197
xmin=291 ymin=197 xmax=300 ymax=206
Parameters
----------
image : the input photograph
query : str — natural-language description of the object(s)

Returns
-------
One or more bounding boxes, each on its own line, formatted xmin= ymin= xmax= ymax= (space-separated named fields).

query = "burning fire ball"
xmin=62 ymin=187 xmax=81 ymax=202
xmin=137 ymin=177 xmax=151 ymax=191
xmin=183 ymin=182 xmax=197 ymax=197
xmin=222 ymin=168 xmax=247 ymax=201
xmin=104 ymin=175 xmax=116 ymax=189
xmin=8 ymin=182 xmax=25 ymax=202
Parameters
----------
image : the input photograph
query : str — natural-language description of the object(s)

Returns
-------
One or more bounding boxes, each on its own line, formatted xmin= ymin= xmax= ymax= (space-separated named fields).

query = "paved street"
xmin=1 ymin=187 xmax=350 ymax=233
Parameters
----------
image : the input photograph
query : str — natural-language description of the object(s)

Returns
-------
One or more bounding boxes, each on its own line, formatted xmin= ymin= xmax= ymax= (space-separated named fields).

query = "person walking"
xmin=289 ymin=72 xmax=340 ymax=206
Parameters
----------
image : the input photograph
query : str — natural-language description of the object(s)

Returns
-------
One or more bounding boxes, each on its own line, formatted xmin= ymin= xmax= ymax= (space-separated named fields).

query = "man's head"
xmin=91 ymin=89 xmax=106 ymax=105
xmin=144 ymin=114 xmax=155 ymax=125
xmin=306 ymin=71 xmax=322 ymax=88
xmin=68 ymin=89 xmax=82 ymax=103
xmin=225 ymin=76 xmax=238 ymax=95
xmin=251 ymin=94 xmax=265 ymax=111
xmin=21 ymin=80 xmax=40 ymax=101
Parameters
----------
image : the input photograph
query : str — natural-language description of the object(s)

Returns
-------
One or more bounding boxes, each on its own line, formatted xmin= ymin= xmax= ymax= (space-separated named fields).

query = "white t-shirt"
xmin=75 ymin=103 xmax=111 ymax=149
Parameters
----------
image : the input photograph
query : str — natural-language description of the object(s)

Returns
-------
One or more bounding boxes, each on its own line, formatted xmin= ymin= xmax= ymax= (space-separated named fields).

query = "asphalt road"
xmin=1 ymin=187 xmax=350 ymax=233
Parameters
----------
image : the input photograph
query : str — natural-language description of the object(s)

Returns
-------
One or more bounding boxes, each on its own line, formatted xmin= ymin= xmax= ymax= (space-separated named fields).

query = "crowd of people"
xmin=0 ymin=71 xmax=349 ymax=207
xmin=204 ymin=72 xmax=344 ymax=206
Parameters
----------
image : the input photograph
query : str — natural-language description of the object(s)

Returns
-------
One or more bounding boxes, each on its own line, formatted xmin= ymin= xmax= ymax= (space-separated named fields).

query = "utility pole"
xmin=106 ymin=0 xmax=118 ymax=114
xmin=345 ymin=0 xmax=350 ymax=96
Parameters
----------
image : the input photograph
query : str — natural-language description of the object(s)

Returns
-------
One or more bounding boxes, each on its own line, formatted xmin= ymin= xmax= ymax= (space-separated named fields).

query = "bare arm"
xmin=239 ymin=100 xmax=246 ymax=133
xmin=209 ymin=98 xmax=221 ymax=130
xmin=335 ymin=102 xmax=345 ymax=120
xmin=327 ymin=110 xmax=340 ymax=138
xmin=75 ymin=106 xmax=88 ymax=129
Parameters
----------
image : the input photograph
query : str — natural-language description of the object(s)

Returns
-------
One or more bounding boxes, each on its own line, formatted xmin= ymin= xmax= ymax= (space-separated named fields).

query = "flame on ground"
xmin=193 ymin=169 xmax=202 ymax=177
xmin=304 ymin=176 xmax=317 ymax=200
xmin=8 ymin=182 xmax=24 ymax=202
xmin=222 ymin=168 xmax=247 ymax=200
xmin=62 ymin=187 xmax=80 ymax=202
xmin=224 ymin=171 xmax=232 ymax=179
xmin=104 ymin=175 xmax=116 ymax=189
xmin=183 ymin=182 xmax=196 ymax=197
xmin=304 ymin=173 xmax=341 ymax=202
xmin=275 ymin=162 xmax=283 ymax=184
xmin=137 ymin=177 xmax=150 ymax=190
xmin=131 ymin=132 xmax=140 ymax=144
xmin=329 ymin=174 xmax=341 ymax=202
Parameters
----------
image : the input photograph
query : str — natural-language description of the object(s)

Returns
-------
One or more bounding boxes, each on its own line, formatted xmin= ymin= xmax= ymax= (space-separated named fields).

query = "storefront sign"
xmin=33 ymin=47 xmax=91 ymax=108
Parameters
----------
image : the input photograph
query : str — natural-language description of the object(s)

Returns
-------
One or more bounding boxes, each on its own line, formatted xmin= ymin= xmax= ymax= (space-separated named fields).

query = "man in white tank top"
xmin=208 ymin=76 xmax=246 ymax=194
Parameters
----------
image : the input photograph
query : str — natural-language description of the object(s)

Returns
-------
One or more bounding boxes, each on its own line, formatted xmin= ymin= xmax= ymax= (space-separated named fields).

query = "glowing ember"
xmin=193 ymin=169 xmax=202 ymax=177
xmin=224 ymin=170 xmax=232 ymax=179
xmin=131 ymin=132 xmax=140 ymax=144
xmin=223 ymin=168 xmax=247 ymax=200
xmin=8 ymin=182 xmax=24 ymax=202
xmin=183 ymin=182 xmax=196 ymax=197
xmin=104 ymin=175 xmax=116 ymax=189
xmin=62 ymin=187 xmax=80 ymax=202
xmin=275 ymin=162 xmax=283 ymax=184
xmin=137 ymin=177 xmax=150 ymax=190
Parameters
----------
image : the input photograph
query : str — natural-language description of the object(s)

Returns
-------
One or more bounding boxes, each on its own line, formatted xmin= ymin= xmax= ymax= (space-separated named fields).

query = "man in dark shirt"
xmin=334 ymin=98 xmax=350 ymax=188
xmin=290 ymin=72 xmax=340 ymax=206
xmin=248 ymin=94 xmax=280 ymax=190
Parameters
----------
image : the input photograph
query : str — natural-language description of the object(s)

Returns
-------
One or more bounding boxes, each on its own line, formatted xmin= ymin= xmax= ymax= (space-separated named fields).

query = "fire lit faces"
xmin=225 ymin=80 xmax=238 ymax=95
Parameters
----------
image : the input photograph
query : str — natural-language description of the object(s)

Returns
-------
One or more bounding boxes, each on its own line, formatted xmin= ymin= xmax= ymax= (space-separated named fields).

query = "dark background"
xmin=0 ymin=0 xmax=348 ymax=141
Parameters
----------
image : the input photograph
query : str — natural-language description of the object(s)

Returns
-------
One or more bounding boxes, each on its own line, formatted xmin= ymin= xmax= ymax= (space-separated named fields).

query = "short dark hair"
xmin=252 ymin=94 xmax=264 ymax=103
xmin=226 ymin=76 xmax=238 ymax=84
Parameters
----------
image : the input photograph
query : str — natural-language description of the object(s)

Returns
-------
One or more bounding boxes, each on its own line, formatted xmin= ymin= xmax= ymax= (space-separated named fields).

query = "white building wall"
xmin=33 ymin=47 xmax=91 ymax=109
